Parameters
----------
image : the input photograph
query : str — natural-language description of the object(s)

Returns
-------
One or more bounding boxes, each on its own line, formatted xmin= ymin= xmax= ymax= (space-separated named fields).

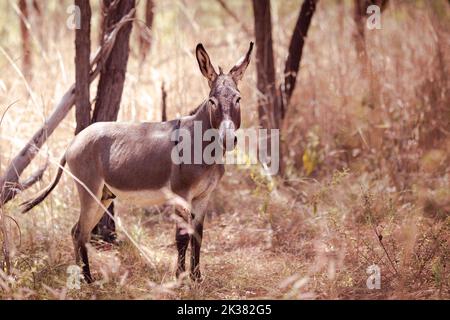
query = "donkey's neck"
xmin=184 ymin=99 xmax=224 ymax=165
xmin=189 ymin=100 xmax=211 ymax=132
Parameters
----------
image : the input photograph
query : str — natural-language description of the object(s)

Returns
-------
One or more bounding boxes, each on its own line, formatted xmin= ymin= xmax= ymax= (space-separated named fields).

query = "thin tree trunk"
xmin=252 ymin=0 xmax=280 ymax=130
xmin=74 ymin=0 xmax=92 ymax=135
xmin=99 ymin=1 xmax=106 ymax=46
xmin=252 ymin=0 xmax=285 ymax=176
xmin=353 ymin=0 xmax=388 ymax=109
xmin=353 ymin=0 xmax=389 ymax=58
xmin=161 ymin=82 xmax=167 ymax=122
xmin=92 ymin=0 xmax=136 ymax=242
xmin=282 ymin=0 xmax=317 ymax=114
xmin=18 ymin=0 xmax=31 ymax=81
xmin=92 ymin=0 xmax=135 ymax=123
xmin=138 ymin=0 xmax=154 ymax=63
xmin=353 ymin=0 xmax=366 ymax=59
xmin=278 ymin=0 xmax=318 ymax=178
xmin=31 ymin=0 xmax=45 ymax=49
xmin=32 ymin=0 xmax=40 ymax=14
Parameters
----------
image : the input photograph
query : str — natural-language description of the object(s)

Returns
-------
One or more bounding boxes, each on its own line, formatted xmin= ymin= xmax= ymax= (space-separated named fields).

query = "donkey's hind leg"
xmin=91 ymin=186 xmax=117 ymax=244
xmin=71 ymin=182 xmax=111 ymax=283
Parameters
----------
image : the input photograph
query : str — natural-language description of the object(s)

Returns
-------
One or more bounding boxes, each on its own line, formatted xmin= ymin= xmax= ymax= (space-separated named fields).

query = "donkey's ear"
xmin=196 ymin=43 xmax=218 ymax=87
xmin=229 ymin=42 xmax=254 ymax=83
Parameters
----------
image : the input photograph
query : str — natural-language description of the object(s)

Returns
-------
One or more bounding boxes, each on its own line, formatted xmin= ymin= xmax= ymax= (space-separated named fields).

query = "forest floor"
xmin=2 ymin=167 xmax=310 ymax=300
xmin=2 ymin=163 xmax=447 ymax=300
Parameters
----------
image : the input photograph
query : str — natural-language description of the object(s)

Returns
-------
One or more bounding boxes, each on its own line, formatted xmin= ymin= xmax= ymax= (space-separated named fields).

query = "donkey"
xmin=21 ymin=42 xmax=254 ymax=283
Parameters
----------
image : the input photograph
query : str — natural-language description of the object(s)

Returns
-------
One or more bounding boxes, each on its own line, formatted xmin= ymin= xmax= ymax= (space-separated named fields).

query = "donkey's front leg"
xmin=190 ymin=198 xmax=208 ymax=281
xmin=190 ymin=216 xmax=204 ymax=281
xmin=175 ymin=202 xmax=192 ymax=278
xmin=175 ymin=221 xmax=190 ymax=278
xmin=172 ymin=192 xmax=192 ymax=278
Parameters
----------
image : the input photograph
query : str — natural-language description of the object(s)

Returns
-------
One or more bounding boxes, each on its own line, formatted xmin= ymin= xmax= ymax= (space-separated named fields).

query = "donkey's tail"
xmin=21 ymin=155 xmax=67 ymax=213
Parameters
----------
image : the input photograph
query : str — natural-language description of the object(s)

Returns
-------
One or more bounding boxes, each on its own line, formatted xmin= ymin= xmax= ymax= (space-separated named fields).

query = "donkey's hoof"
xmin=83 ymin=274 xmax=94 ymax=284
xmin=190 ymin=271 xmax=203 ymax=282
xmin=176 ymin=269 xmax=189 ymax=280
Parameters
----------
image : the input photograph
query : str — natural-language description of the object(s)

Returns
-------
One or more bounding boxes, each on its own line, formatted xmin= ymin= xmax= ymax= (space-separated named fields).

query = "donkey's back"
xmin=66 ymin=120 xmax=178 ymax=192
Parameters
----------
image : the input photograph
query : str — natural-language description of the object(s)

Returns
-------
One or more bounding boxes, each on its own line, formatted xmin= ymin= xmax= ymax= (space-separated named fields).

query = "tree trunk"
xmin=32 ymin=0 xmax=40 ymax=14
xmin=353 ymin=0 xmax=366 ymax=59
xmin=92 ymin=0 xmax=136 ymax=242
xmin=282 ymin=0 xmax=317 ymax=113
xmin=74 ymin=0 xmax=92 ymax=135
xmin=353 ymin=0 xmax=388 ymax=109
xmin=92 ymin=0 xmax=135 ymax=123
xmin=161 ymin=82 xmax=167 ymax=122
xmin=138 ymin=0 xmax=154 ymax=63
xmin=99 ymin=1 xmax=106 ymax=46
xmin=252 ymin=0 xmax=280 ymax=131
xmin=253 ymin=0 xmax=318 ymax=176
xmin=18 ymin=0 xmax=31 ymax=81
xmin=353 ymin=0 xmax=389 ymax=58
xmin=31 ymin=0 xmax=45 ymax=50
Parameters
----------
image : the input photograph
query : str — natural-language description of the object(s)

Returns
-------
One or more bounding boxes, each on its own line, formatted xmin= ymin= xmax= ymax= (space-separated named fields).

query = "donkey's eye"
xmin=209 ymin=98 xmax=217 ymax=108
xmin=235 ymin=97 xmax=241 ymax=106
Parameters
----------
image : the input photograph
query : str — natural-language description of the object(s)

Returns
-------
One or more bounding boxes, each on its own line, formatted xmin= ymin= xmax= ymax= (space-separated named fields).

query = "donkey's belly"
xmin=105 ymin=184 xmax=170 ymax=207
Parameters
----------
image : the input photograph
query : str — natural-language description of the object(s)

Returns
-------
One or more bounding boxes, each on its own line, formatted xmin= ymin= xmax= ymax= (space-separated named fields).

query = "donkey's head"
xmin=195 ymin=42 xmax=253 ymax=151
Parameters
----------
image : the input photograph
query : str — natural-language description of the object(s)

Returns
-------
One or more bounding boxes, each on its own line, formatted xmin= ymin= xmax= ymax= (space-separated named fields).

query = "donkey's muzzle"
xmin=218 ymin=120 xmax=236 ymax=152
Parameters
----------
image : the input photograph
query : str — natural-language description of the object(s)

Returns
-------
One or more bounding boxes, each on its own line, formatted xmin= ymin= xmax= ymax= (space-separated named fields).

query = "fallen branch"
xmin=0 ymin=8 xmax=136 ymax=206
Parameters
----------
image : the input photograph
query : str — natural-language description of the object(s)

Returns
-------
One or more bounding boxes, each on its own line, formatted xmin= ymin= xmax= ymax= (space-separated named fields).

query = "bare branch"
xmin=19 ymin=161 xmax=49 ymax=190
xmin=215 ymin=0 xmax=252 ymax=37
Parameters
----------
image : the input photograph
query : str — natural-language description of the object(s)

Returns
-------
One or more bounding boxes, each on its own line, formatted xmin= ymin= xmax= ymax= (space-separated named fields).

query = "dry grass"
xmin=0 ymin=0 xmax=449 ymax=299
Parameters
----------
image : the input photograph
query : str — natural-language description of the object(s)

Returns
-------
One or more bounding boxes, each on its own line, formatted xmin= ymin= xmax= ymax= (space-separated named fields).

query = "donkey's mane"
xmin=188 ymin=100 xmax=207 ymax=116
